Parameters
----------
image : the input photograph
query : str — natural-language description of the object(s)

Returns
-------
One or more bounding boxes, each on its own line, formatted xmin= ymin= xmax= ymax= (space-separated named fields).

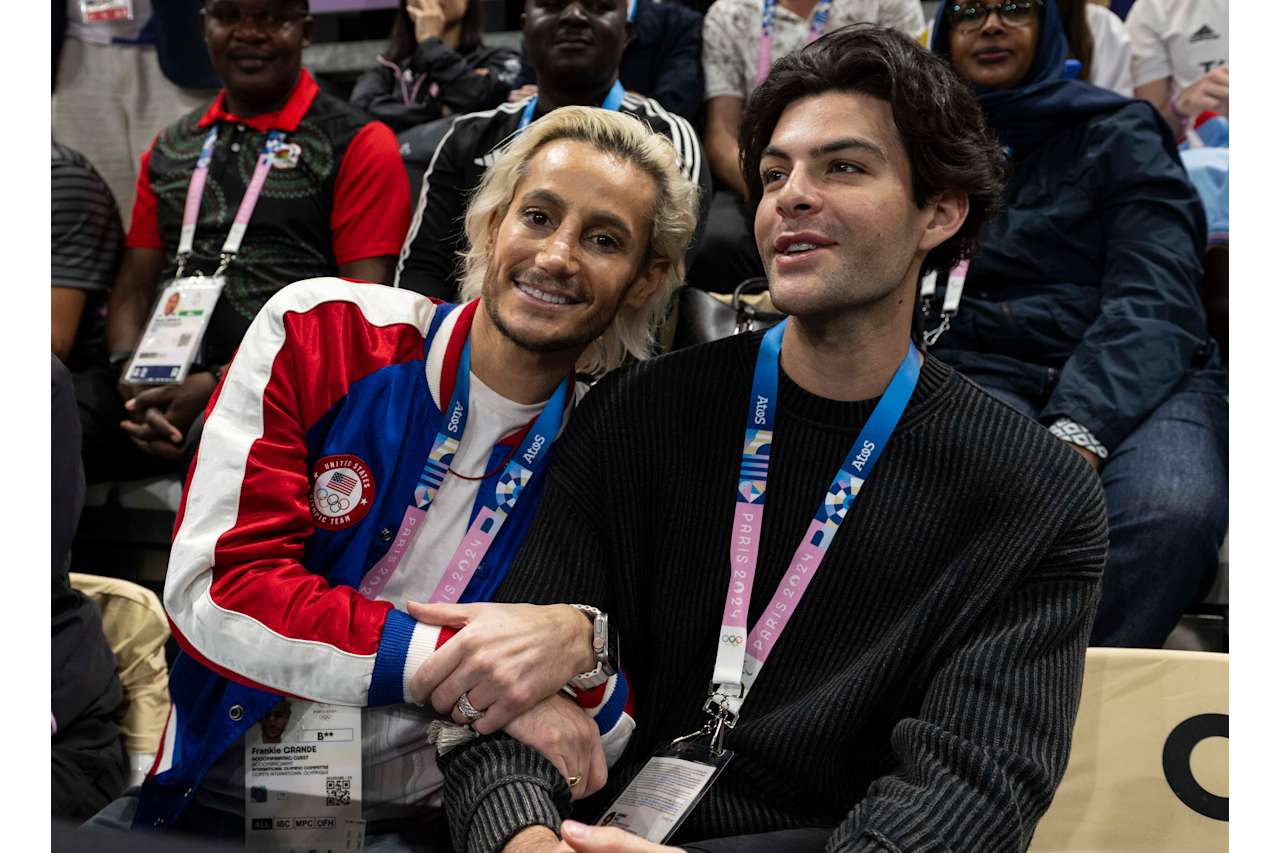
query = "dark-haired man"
xmin=100 ymin=0 xmax=409 ymax=472
xmin=434 ymin=24 xmax=1107 ymax=853
xmin=394 ymin=0 xmax=710 ymax=300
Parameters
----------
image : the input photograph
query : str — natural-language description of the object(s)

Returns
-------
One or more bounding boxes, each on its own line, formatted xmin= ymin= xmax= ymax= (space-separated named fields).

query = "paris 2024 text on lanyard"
xmin=599 ymin=319 xmax=921 ymax=844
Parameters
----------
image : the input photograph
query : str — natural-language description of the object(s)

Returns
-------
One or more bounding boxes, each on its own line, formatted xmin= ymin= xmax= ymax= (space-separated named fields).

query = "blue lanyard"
xmin=413 ymin=335 xmax=571 ymax=515
xmin=712 ymin=319 xmax=922 ymax=707
xmin=518 ymin=80 xmax=627 ymax=131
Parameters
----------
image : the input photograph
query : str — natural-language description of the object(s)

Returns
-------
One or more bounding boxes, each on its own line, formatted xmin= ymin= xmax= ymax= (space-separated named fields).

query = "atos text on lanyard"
xmin=708 ymin=319 xmax=921 ymax=735
xmin=358 ymin=332 xmax=572 ymax=604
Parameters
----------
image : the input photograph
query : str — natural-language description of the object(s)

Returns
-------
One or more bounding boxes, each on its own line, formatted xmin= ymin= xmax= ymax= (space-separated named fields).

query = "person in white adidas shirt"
xmin=394 ymin=0 xmax=711 ymax=302
xmin=1127 ymin=0 xmax=1228 ymax=132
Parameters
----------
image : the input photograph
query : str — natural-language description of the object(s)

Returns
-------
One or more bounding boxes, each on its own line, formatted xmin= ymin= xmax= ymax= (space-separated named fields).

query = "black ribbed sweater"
xmin=441 ymin=331 xmax=1108 ymax=853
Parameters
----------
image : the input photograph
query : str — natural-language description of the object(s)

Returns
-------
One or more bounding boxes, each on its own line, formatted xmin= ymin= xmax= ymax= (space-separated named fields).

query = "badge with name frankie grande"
xmin=81 ymin=0 xmax=133 ymax=23
xmin=244 ymin=699 xmax=365 ymax=853
xmin=122 ymin=276 xmax=224 ymax=386
xmin=597 ymin=739 xmax=733 ymax=844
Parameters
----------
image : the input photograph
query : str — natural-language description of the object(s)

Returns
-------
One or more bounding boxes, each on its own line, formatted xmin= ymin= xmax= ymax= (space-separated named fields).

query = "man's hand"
xmin=501 ymin=822 xmax=681 ymax=853
xmin=1063 ymin=442 xmax=1102 ymax=473
xmin=505 ymin=693 xmax=607 ymax=801
xmin=404 ymin=601 xmax=594 ymax=733
xmin=407 ymin=0 xmax=446 ymax=43
xmin=560 ymin=821 xmax=681 ymax=853
xmin=120 ymin=371 xmax=218 ymax=459
xmin=1175 ymin=65 xmax=1229 ymax=119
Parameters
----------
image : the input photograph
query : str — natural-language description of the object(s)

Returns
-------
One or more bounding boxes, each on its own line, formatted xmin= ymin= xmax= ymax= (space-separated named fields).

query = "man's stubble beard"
xmin=481 ymin=263 xmax=622 ymax=357
xmin=767 ymin=247 xmax=916 ymax=323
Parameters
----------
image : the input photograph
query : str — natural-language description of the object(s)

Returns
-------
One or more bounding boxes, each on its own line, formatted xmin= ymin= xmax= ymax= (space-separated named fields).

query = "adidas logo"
xmin=1190 ymin=24 xmax=1220 ymax=43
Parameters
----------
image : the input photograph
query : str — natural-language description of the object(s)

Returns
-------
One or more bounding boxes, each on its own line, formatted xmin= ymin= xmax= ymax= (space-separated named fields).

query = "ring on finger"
xmin=567 ymin=775 xmax=582 ymax=787
xmin=455 ymin=691 xmax=485 ymax=722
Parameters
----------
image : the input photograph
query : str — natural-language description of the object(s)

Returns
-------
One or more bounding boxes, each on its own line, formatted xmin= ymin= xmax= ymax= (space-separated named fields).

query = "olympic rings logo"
xmin=314 ymin=487 xmax=351 ymax=513
xmin=720 ymin=635 xmax=744 ymax=645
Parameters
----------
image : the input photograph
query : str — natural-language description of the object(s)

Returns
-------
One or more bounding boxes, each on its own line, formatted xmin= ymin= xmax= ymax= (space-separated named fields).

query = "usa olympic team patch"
xmin=310 ymin=454 xmax=375 ymax=530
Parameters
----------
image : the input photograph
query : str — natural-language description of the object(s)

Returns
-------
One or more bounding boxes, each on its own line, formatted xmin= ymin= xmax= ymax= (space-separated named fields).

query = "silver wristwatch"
xmin=569 ymin=604 xmax=618 ymax=689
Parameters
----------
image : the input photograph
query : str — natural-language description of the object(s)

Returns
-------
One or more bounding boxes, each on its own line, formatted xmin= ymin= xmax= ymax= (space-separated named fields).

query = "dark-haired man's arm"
xmin=824 ymin=482 xmax=1106 ymax=853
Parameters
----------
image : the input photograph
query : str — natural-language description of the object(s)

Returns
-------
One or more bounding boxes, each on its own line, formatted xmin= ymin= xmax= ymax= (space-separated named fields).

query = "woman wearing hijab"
xmin=926 ymin=0 xmax=1227 ymax=649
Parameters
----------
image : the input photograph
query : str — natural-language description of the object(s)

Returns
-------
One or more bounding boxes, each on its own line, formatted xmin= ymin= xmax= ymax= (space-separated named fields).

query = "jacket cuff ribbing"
xmin=370 ymin=609 xmax=439 ymax=706
xmin=442 ymin=734 xmax=571 ymax=853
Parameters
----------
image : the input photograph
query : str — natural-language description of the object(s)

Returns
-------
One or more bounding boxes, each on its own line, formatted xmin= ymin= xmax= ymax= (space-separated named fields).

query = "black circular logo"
xmin=1162 ymin=713 xmax=1228 ymax=822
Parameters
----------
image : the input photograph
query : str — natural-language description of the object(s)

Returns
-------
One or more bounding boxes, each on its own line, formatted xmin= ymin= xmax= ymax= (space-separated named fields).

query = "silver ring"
xmin=455 ymin=691 xmax=484 ymax=722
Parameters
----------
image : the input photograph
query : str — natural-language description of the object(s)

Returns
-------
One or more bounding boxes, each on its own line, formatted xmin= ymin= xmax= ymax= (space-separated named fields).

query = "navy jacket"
xmin=928 ymin=101 xmax=1225 ymax=451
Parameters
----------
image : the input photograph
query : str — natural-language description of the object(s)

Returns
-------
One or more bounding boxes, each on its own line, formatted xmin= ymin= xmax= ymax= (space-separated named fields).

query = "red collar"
xmin=438 ymin=299 xmax=481 ymax=410
xmin=197 ymin=68 xmax=319 ymax=132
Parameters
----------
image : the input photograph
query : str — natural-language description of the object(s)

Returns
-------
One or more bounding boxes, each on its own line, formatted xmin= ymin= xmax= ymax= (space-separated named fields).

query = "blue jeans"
xmin=983 ymin=386 xmax=1228 ymax=647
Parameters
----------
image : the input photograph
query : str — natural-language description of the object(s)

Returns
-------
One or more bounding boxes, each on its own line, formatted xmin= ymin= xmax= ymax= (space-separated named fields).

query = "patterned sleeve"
xmin=703 ymin=0 xmax=749 ymax=102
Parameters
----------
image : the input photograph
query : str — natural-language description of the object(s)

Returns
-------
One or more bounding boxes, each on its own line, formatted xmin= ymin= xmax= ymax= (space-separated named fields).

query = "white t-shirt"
xmin=702 ymin=0 xmax=926 ymax=103
xmin=1126 ymin=0 xmax=1228 ymax=91
xmin=67 ymin=0 xmax=154 ymax=44
xmin=1086 ymin=3 xmax=1134 ymax=97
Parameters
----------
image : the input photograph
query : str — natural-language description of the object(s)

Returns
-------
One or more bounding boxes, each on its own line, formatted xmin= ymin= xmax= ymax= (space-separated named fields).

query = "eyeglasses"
xmin=945 ymin=1 xmax=1042 ymax=34
xmin=204 ymin=2 xmax=308 ymax=33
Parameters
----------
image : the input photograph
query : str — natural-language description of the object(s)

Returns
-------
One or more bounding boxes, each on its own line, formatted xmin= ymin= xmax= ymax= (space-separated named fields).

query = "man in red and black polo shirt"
xmin=101 ymin=0 xmax=410 ymax=471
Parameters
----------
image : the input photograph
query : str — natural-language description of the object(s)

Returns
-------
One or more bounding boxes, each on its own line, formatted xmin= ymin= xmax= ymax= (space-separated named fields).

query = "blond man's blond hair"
xmin=458 ymin=105 xmax=699 ymax=377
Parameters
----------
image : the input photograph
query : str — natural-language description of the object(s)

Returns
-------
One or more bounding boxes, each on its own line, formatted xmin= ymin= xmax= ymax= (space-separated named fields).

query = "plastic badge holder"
xmin=122 ymin=276 xmax=224 ymax=386
xmin=596 ymin=740 xmax=733 ymax=844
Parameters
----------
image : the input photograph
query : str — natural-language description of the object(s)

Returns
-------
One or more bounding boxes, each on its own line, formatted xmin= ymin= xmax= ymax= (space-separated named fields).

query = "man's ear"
xmin=918 ymin=189 xmax=969 ymax=254
xmin=300 ymin=15 xmax=315 ymax=49
xmin=486 ymin=209 xmax=503 ymax=244
xmin=624 ymin=257 xmax=669 ymax=309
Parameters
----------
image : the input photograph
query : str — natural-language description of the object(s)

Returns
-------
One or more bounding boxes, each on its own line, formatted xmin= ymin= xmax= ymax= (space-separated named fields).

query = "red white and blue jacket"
xmin=134 ymin=278 xmax=633 ymax=830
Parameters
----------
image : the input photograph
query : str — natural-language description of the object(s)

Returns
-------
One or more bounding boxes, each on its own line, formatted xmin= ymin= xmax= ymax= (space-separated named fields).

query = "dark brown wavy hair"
xmin=739 ymin=23 xmax=1006 ymax=275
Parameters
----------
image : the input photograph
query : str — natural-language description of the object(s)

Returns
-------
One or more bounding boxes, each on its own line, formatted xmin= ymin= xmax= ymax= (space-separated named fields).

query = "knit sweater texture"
xmin=440 ymin=330 xmax=1109 ymax=853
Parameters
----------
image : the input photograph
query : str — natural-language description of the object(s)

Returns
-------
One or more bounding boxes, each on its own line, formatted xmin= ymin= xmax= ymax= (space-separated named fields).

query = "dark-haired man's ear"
xmin=300 ymin=14 xmax=314 ymax=48
xmin=918 ymin=189 xmax=968 ymax=254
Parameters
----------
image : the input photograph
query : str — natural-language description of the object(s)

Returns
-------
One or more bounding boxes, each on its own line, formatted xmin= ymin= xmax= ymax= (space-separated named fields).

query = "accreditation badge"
xmin=596 ymin=740 xmax=733 ymax=844
xmin=122 ymin=276 xmax=224 ymax=386
xmin=244 ymin=700 xmax=366 ymax=853
xmin=80 ymin=0 xmax=133 ymax=23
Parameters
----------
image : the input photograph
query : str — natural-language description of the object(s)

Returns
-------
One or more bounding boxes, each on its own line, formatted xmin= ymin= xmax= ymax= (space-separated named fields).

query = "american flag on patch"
xmin=328 ymin=471 xmax=357 ymax=496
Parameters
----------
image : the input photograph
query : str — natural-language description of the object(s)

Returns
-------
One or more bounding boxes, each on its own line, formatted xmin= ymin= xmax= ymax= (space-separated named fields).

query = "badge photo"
xmin=310 ymin=455 xmax=375 ymax=530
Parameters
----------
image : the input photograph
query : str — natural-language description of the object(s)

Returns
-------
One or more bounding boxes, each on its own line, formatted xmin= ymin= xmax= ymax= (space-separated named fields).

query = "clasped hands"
xmin=406 ymin=601 xmax=607 ymax=799
xmin=118 ymin=371 xmax=218 ymax=460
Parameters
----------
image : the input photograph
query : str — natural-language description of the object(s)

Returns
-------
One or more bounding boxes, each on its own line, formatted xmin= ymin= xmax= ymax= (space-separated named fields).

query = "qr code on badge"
xmin=326 ymin=776 xmax=351 ymax=807
xmin=177 ymin=333 xmax=193 ymax=348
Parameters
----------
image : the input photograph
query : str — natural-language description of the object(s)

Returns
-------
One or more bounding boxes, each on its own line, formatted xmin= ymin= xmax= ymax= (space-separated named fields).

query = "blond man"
xmin=89 ymin=107 xmax=698 ymax=848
